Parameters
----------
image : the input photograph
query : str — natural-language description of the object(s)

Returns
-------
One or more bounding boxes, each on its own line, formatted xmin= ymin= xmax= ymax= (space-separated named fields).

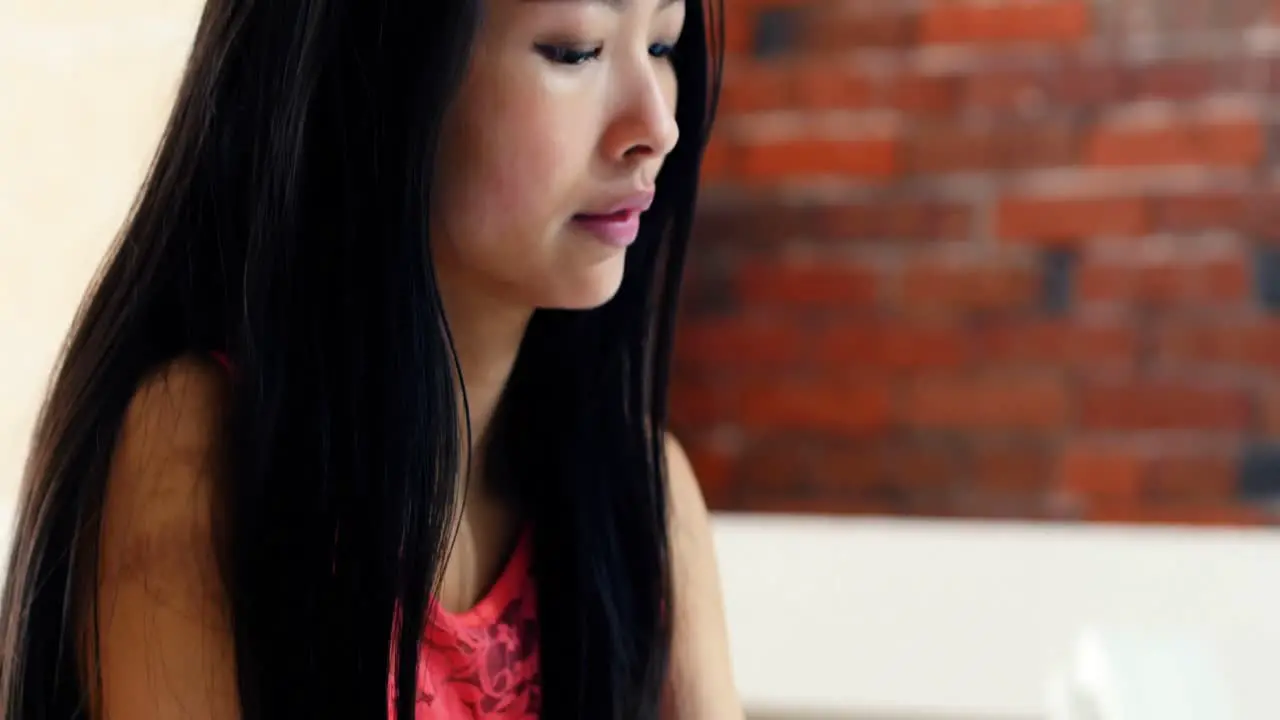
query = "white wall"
xmin=0 ymin=0 xmax=205 ymax=497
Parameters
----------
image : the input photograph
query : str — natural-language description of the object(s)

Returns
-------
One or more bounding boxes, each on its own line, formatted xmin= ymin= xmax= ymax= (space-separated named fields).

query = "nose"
xmin=602 ymin=59 xmax=680 ymax=170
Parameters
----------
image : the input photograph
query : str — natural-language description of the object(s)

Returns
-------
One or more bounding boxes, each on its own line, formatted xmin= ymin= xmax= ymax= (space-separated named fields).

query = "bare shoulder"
xmin=117 ymin=355 xmax=227 ymax=474
xmin=102 ymin=354 xmax=229 ymax=588
xmin=663 ymin=432 xmax=710 ymax=530
xmin=662 ymin=432 xmax=743 ymax=719
xmin=90 ymin=355 xmax=239 ymax=718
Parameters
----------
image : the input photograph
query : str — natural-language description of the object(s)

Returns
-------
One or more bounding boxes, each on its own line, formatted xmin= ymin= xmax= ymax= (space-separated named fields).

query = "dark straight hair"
xmin=0 ymin=1 xmax=723 ymax=718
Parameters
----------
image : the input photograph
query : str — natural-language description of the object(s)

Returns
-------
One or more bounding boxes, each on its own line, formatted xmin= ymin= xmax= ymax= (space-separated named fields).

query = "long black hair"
xmin=0 ymin=1 xmax=723 ymax=717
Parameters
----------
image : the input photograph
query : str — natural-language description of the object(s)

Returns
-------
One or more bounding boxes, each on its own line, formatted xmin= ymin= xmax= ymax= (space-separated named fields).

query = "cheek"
xmin=661 ymin=71 xmax=678 ymax=113
xmin=443 ymin=89 xmax=581 ymax=247
xmin=481 ymin=131 xmax=564 ymax=223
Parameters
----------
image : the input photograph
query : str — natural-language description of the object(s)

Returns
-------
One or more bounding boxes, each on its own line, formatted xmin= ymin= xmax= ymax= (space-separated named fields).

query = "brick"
xmin=699 ymin=136 xmax=737 ymax=182
xmin=740 ymin=0 xmax=819 ymax=11
xmin=822 ymin=200 xmax=973 ymax=241
xmin=1260 ymin=383 xmax=1280 ymax=436
xmin=901 ymin=492 xmax=976 ymax=519
xmin=992 ymin=123 xmax=1079 ymax=169
xmin=674 ymin=317 xmax=811 ymax=369
xmin=1247 ymin=195 xmax=1280 ymax=241
xmin=805 ymin=9 xmax=920 ymax=51
xmin=944 ymin=490 xmax=1069 ymax=520
xmin=1129 ymin=60 xmax=1218 ymax=101
xmin=1148 ymin=453 xmax=1236 ymax=503
xmin=1207 ymin=0 xmax=1273 ymax=29
xmin=921 ymin=0 xmax=1092 ymax=44
xmin=672 ymin=0 xmax=1280 ymax=530
xmin=723 ymin=5 xmax=755 ymax=55
xmin=1218 ymin=56 xmax=1271 ymax=94
xmin=1054 ymin=62 xmax=1125 ymax=105
xmin=1152 ymin=191 xmax=1249 ymax=234
xmin=965 ymin=70 xmax=1044 ymax=111
xmin=1060 ymin=446 xmax=1146 ymax=502
xmin=1114 ymin=0 xmax=1219 ymax=34
xmin=739 ymin=439 xmax=1050 ymax=518
xmin=735 ymin=491 xmax=901 ymax=517
xmin=1157 ymin=321 xmax=1280 ymax=369
xmin=669 ymin=380 xmax=736 ymax=426
xmin=907 ymin=125 xmax=991 ymax=174
xmin=738 ymin=137 xmax=900 ymax=182
xmin=718 ymin=64 xmax=795 ymax=113
xmin=1261 ymin=56 xmax=1280 ymax=93
xmin=1243 ymin=191 xmax=1280 ymax=239
xmin=720 ymin=62 xmax=874 ymax=113
xmin=782 ymin=440 xmax=955 ymax=495
xmin=1077 ymin=253 xmax=1251 ymax=308
xmin=692 ymin=202 xmax=824 ymax=246
xmin=977 ymin=320 xmax=1138 ymax=370
xmin=815 ymin=321 xmax=971 ymax=371
xmin=1085 ymin=122 xmax=1190 ymax=167
xmin=1085 ymin=117 xmax=1265 ymax=168
xmin=901 ymin=258 xmax=1041 ymax=314
xmin=677 ymin=254 xmax=734 ymax=315
xmin=886 ymin=73 xmax=964 ymax=115
xmin=972 ymin=444 xmax=1053 ymax=492
xmin=849 ymin=440 xmax=963 ymax=489
xmin=736 ymin=440 xmax=816 ymax=495
xmin=1193 ymin=119 xmax=1265 ymax=166
xmin=1086 ymin=503 xmax=1268 ymax=527
xmin=791 ymin=63 xmax=875 ymax=110
xmin=694 ymin=199 xmax=971 ymax=244
xmin=998 ymin=196 xmax=1150 ymax=244
xmin=804 ymin=442 xmax=886 ymax=491
xmin=908 ymin=123 xmax=1077 ymax=174
xmin=901 ymin=374 xmax=1069 ymax=431
xmin=736 ymin=258 xmax=881 ymax=309
xmin=739 ymin=379 xmax=894 ymax=434
xmin=1079 ymin=381 xmax=1254 ymax=431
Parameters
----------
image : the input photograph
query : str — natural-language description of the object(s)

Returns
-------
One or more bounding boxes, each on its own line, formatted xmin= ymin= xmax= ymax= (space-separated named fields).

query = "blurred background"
xmin=4 ymin=0 xmax=1280 ymax=718
xmin=676 ymin=0 xmax=1280 ymax=526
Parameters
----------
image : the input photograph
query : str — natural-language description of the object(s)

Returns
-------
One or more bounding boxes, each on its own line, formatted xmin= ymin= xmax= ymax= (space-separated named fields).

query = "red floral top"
xmin=389 ymin=531 xmax=541 ymax=719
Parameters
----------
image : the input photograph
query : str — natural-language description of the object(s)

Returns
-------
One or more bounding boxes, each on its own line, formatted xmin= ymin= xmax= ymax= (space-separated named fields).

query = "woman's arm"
xmin=88 ymin=359 xmax=240 ymax=719
xmin=662 ymin=434 xmax=745 ymax=720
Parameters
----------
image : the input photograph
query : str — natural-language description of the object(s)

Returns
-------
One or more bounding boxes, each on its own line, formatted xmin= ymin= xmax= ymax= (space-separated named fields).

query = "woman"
xmin=0 ymin=0 xmax=737 ymax=717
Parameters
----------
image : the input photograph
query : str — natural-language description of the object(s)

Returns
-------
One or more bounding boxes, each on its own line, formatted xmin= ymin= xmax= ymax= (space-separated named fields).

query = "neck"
xmin=436 ymin=274 xmax=532 ymax=494
xmin=432 ymin=274 xmax=533 ymax=611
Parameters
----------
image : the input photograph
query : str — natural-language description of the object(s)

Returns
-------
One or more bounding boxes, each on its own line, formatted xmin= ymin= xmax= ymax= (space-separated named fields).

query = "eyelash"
xmin=535 ymin=42 xmax=677 ymax=66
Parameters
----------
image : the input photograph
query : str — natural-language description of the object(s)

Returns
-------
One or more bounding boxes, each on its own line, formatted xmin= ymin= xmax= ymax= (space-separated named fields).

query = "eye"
xmin=535 ymin=43 xmax=603 ymax=65
xmin=649 ymin=42 xmax=677 ymax=60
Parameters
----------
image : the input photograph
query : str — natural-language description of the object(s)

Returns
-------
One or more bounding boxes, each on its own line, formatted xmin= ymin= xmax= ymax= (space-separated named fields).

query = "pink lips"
xmin=572 ymin=191 xmax=655 ymax=248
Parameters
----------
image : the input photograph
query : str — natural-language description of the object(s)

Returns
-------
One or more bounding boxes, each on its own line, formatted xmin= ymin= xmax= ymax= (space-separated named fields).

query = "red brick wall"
xmin=673 ymin=0 xmax=1280 ymax=525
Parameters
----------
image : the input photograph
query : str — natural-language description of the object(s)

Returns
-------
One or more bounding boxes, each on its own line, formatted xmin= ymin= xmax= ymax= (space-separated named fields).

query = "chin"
xmin=539 ymin=259 xmax=627 ymax=311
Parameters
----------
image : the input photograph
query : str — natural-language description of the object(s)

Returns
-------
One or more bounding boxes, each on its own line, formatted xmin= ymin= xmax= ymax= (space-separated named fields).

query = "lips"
xmin=571 ymin=209 xmax=643 ymax=248
xmin=571 ymin=191 xmax=654 ymax=248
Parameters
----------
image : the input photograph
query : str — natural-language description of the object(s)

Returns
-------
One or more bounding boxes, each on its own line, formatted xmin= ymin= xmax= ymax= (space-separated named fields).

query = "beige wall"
xmin=0 ymin=1 xmax=203 ymax=496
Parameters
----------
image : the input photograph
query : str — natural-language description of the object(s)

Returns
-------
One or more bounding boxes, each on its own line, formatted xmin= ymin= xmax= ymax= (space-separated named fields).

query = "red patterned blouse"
xmin=389 ymin=530 xmax=541 ymax=719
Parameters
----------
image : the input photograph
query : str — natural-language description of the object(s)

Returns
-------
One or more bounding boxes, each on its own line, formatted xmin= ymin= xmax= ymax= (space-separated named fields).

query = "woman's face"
xmin=432 ymin=0 xmax=685 ymax=311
